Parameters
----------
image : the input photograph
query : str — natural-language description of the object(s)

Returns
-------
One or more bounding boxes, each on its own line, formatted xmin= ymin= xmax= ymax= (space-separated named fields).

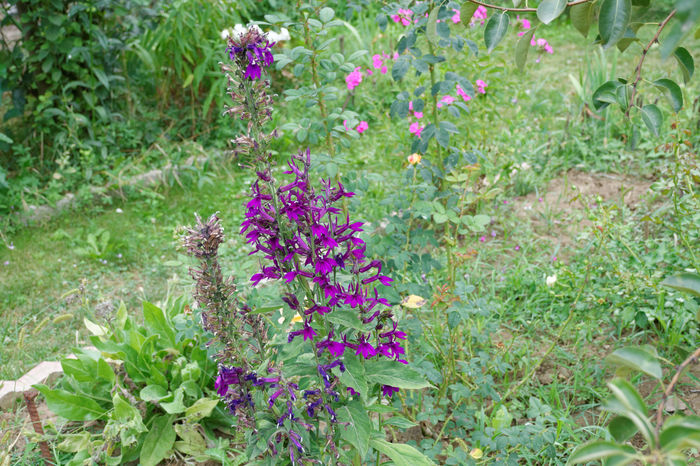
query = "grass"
xmin=1 ymin=14 xmax=699 ymax=464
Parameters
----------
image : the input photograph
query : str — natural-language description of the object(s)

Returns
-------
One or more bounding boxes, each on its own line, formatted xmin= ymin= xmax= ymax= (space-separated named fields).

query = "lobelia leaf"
xmin=661 ymin=272 xmax=700 ymax=297
xmin=365 ymin=360 xmax=433 ymax=389
xmin=185 ymin=398 xmax=220 ymax=422
xmin=607 ymin=346 xmax=662 ymax=380
xmin=337 ymin=353 xmax=369 ymax=399
xmin=570 ymin=2 xmax=594 ymax=37
xmin=515 ymin=28 xmax=536 ymax=71
xmin=142 ymin=301 xmax=176 ymax=346
xmin=537 ymin=0 xmax=567 ymax=25
xmin=653 ymin=78 xmax=683 ymax=113
xmin=673 ymin=47 xmax=694 ymax=83
xmin=140 ymin=414 xmax=176 ymax=466
xmin=369 ymin=438 xmax=436 ymax=466
xmin=640 ymin=104 xmax=662 ymax=137
xmin=484 ymin=12 xmax=509 ymax=53
xmin=337 ymin=400 xmax=371 ymax=458
xmin=598 ymin=0 xmax=632 ymax=48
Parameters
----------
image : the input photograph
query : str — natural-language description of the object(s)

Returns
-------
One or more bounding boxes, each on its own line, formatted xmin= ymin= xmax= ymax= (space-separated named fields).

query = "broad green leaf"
xmin=515 ymin=28 xmax=536 ymax=71
xmin=673 ymin=47 xmax=694 ymax=83
xmin=337 ymin=400 xmax=371 ymax=457
xmin=606 ymin=378 xmax=655 ymax=446
xmin=392 ymin=56 xmax=411 ymax=82
xmin=654 ymin=78 xmax=683 ymax=113
xmin=598 ymin=0 xmax=631 ymax=48
xmin=112 ymin=393 xmax=141 ymax=422
xmin=616 ymin=26 xmax=639 ymax=53
xmin=174 ymin=423 xmax=207 ymax=456
xmin=57 ymin=432 xmax=91 ymax=453
xmin=34 ymin=384 xmax=107 ymax=421
xmin=97 ymin=358 xmax=115 ymax=384
xmin=608 ymin=416 xmax=637 ymax=442
xmin=484 ymin=12 xmax=509 ymax=53
xmin=491 ymin=405 xmax=513 ymax=433
xmin=369 ymin=438 xmax=435 ymax=466
xmin=660 ymin=415 xmax=700 ymax=450
xmin=84 ymin=317 xmax=108 ymax=336
xmin=365 ymin=360 xmax=432 ymax=389
xmin=383 ymin=416 xmax=418 ymax=429
xmin=327 ymin=309 xmax=366 ymax=332
xmin=142 ymin=301 xmax=175 ymax=346
xmin=140 ymin=384 xmax=169 ymax=402
xmin=661 ymin=272 xmax=700 ymax=297
xmin=567 ymin=441 xmax=636 ymax=463
xmin=337 ymin=353 xmax=368 ymax=400
xmin=537 ymin=0 xmax=567 ymax=25
xmin=185 ymin=398 xmax=219 ymax=422
xmin=161 ymin=387 xmax=186 ymax=414
xmin=570 ymin=2 xmax=594 ymax=37
xmin=140 ymin=414 xmax=176 ymax=466
xmin=0 ymin=132 xmax=12 ymax=144
xmin=427 ymin=6 xmax=440 ymax=45
xmin=460 ymin=2 xmax=479 ymax=26
xmin=607 ymin=346 xmax=662 ymax=380
xmin=319 ymin=7 xmax=335 ymax=23
xmin=640 ymin=104 xmax=662 ymax=137
xmin=592 ymin=80 xmax=623 ymax=111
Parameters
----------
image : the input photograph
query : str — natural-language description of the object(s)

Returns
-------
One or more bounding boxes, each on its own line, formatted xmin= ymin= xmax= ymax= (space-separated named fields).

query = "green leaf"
xmin=673 ymin=47 xmax=694 ymax=83
xmin=142 ymin=301 xmax=175 ymax=346
xmin=426 ymin=6 xmax=440 ymax=45
xmin=491 ymin=405 xmax=513 ymax=433
xmin=484 ymin=12 xmax=509 ymax=53
xmin=0 ymin=132 xmax=12 ymax=144
xmin=537 ymin=0 xmax=567 ymax=25
xmin=173 ymin=423 xmax=207 ymax=456
xmin=460 ymin=2 xmax=479 ymax=26
xmin=607 ymin=346 xmax=662 ymax=380
xmin=369 ymin=438 xmax=435 ymax=466
xmin=660 ymin=415 xmax=700 ymax=450
xmin=640 ymin=104 xmax=662 ymax=137
xmin=598 ymin=0 xmax=632 ymax=48
xmin=319 ymin=7 xmax=335 ymax=23
xmin=515 ymin=28 xmax=536 ymax=71
xmin=592 ymin=80 xmax=623 ymax=110
xmin=112 ymin=393 xmax=141 ymax=422
xmin=34 ymin=384 xmax=107 ymax=421
xmin=570 ymin=2 xmax=594 ymax=37
xmin=383 ymin=416 xmax=418 ymax=429
xmin=337 ymin=353 xmax=368 ymax=399
xmin=608 ymin=416 xmax=638 ymax=442
xmin=140 ymin=384 xmax=169 ymax=402
xmin=653 ymin=78 xmax=683 ymax=113
xmin=567 ymin=441 xmax=636 ymax=464
xmin=606 ymin=378 xmax=655 ymax=446
xmin=337 ymin=400 xmax=371 ymax=458
xmin=185 ymin=398 xmax=219 ymax=422
xmin=161 ymin=387 xmax=186 ymax=414
xmin=140 ymin=414 xmax=176 ymax=466
xmin=661 ymin=272 xmax=700 ymax=297
xmin=326 ymin=309 xmax=366 ymax=332
xmin=97 ymin=358 xmax=115 ymax=384
xmin=365 ymin=360 xmax=432 ymax=389
xmin=392 ymin=55 xmax=411 ymax=82
xmin=92 ymin=67 xmax=110 ymax=90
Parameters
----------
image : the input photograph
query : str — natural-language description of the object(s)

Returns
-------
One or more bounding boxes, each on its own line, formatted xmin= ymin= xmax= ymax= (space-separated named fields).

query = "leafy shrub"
xmin=36 ymin=299 xmax=235 ymax=465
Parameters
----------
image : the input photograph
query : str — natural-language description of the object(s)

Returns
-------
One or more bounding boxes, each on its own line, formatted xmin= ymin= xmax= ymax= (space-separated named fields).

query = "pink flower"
xmin=479 ymin=236 xmax=486 ymax=242
xmin=356 ymin=121 xmax=368 ymax=134
xmin=372 ymin=54 xmax=384 ymax=69
xmin=476 ymin=79 xmax=487 ymax=94
xmin=470 ymin=6 xmax=488 ymax=25
xmin=536 ymin=38 xmax=547 ymax=47
xmin=413 ymin=111 xmax=423 ymax=119
xmin=441 ymin=95 xmax=455 ymax=105
xmin=392 ymin=8 xmax=413 ymax=26
xmin=409 ymin=122 xmax=424 ymax=138
xmin=393 ymin=52 xmax=399 ymax=60
xmin=380 ymin=65 xmax=387 ymax=74
xmin=345 ymin=67 xmax=363 ymax=91
xmin=408 ymin=101 xmax=413 ymax=111
xmin=456 ymin=84 xmax=472 ymax=102
xmin=343 ymin=119 xmax=351 ymax=131
xmin=514 ymin=245 xmax=520 ymax=251
xmin=451 ymin=8 xmax=460 ymax=23
xmin=517 ymin=16 xmax=531 ymax=36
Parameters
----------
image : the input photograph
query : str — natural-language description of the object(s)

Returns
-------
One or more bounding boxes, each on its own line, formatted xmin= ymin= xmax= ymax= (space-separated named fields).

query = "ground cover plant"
xmin=1 ymin=0 xmax=699 ymax=464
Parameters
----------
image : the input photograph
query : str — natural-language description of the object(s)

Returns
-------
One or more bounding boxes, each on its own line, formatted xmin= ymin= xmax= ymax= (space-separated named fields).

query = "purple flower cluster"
xmin=241 ymin=148 xmax=406 ymax=398
xmin=226 ymin=28 xmax=275 ymax=81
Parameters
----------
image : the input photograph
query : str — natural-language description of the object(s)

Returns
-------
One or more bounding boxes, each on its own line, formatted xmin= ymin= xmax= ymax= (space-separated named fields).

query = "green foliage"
xmin=35 ymin=299 xmax=236 ymax=464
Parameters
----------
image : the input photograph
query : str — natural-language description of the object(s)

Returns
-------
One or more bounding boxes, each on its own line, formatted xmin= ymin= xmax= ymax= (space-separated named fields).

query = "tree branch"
xmin=626 ymin=9 xmax=677 ymax=117
xmin=466 ymin=0 xmax=591 ymax=13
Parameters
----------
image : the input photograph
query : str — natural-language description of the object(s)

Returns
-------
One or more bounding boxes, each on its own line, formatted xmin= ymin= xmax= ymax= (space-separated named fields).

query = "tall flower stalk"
xmin=184 ymin=26 xmax=410 ymax=463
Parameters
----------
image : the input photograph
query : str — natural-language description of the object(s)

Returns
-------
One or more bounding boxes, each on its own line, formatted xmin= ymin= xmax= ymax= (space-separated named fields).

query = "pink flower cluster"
xmin=343 ymin=119 xmax=369 ymax=134
xmin=345 ymin=52 xmax=399 ymax=91
xmin=515 ymin=17 xmax=554 ymax=60
xmin=471 ymin=6 xmax=488 ymax=25
xmin=533 ymin=37 xmax=554 ymax=55
xmin=391 ymin=8 xmax=413 ymax=26
xmin=475 ymin=79 xmax=488 ymax=94
xmin=407 ymin=101 xmax=424 ymax=138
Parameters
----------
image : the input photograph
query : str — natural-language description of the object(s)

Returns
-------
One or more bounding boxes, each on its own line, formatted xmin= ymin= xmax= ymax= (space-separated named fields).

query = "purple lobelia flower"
xmin=226 ymin=27 xmax=275 ymax=82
